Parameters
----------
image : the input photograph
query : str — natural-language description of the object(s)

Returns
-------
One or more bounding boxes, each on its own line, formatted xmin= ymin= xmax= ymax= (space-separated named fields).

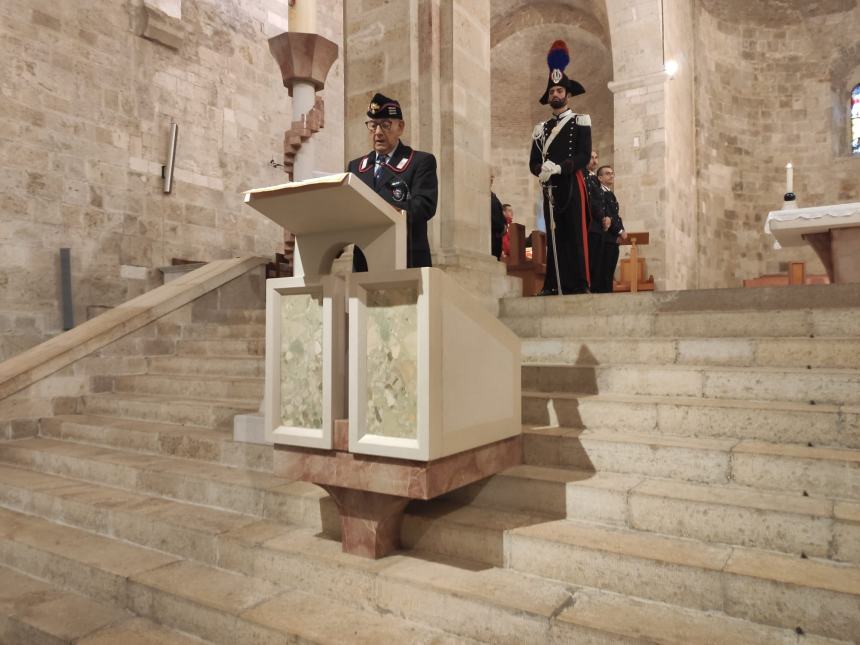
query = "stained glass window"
xmin=853 ymin=84 xmax=860 ymax=155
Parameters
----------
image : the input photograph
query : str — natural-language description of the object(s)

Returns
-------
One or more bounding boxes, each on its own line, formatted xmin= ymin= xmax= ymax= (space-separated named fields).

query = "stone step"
xmin=522 ymin=363 xmax=860 ymax=405
xmin=565 ymin=472 xmax=860 ymax=564
xmin=502 ymin=307 xmax=860 ymax=339
xmin=522 ymin=426 xmax=860 ymax=499
xmin=79 ymin=393 xmax=258 ymax=430
xmin=40 ymin=414 xmax=273 ymax=472
xmin=0 ymin=464 xmax=840 ymax=644
xmin=227 ymin=526 xmax=851 ymax=645
xmin=521 ymin=391 xmax=860 ymax=449
xmin=176 ymin=339 xmax=265 ymax=357
xmin=441 ymin=463 xmax=586 ymax=516
xmin=176 ymin=323 xmax=265 ymax=340
xmin=505 ymin=519 xmax=860 ymax=642
xmin=0 ymin=565 xmax=207 ymax=645
xmin=112 ymin=374 xmax=264 ymax=402
xmin=403 ymin=499 xmax=554 ymax=566
xmin=0 ymin=507 xmax=447 ymax=645
xmin=0 ymin=435 xmax=558 ymax=566
xmin=147 ymin=355 xmax=265 ymax=378
xmin=520 ymin=336 xmax=860 ymax=369
xmin=0 ymin=437 xmax=331 ymax=529
xmin=499 ymin=283 xmax=860 ymax=318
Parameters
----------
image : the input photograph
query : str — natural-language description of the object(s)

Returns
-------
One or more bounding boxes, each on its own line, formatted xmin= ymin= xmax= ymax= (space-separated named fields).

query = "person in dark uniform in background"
xmin=490 ymin=174 xmax=505 ymax=260
xmin=529 ymin=40 xmax=592 ymax=295
xmin=591 ymin=164 xmax=626 ymax=292
xmin=347 ymin=93 xmax=438 ymax=269
xmin=586 ymin=150 xmax=609 ymax=290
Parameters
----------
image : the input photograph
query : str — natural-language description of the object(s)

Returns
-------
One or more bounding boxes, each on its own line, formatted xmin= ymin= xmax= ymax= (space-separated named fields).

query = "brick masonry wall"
xmin=0 ymin=0 xmax=342 ymax=360
xmin=694 ymin=1 xmax=860 ymax=287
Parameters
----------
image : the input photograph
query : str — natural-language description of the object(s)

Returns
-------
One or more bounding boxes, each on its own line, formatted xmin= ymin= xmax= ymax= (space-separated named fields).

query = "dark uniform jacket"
xmin=529 ymin=111 xmax=592 ymax=293
xmin=347 ymin=143 xmax=438 ymax=268
xmin=585 ymin=172 xmax=604 ymax=234
xmin=601 ymin=188 xmax=624 ymax=245
xmin=491 ymin=191 xmax=505 ymax=258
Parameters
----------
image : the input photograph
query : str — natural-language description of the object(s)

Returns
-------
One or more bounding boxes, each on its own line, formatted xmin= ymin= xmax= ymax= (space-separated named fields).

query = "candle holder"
xmin=782 ymin=192 xmax=798 ymax=210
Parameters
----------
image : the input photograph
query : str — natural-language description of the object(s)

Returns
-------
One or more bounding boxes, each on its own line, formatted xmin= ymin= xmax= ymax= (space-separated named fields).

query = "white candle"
xmin=288 ymin=0 xmax=316 ymax=33
xmin=786 ymin=162 xmax=793 ymax=194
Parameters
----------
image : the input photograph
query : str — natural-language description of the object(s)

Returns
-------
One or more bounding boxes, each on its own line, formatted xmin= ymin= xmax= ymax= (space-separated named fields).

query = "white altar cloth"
xmin=765 ymin=202 xmax=860 ymax=249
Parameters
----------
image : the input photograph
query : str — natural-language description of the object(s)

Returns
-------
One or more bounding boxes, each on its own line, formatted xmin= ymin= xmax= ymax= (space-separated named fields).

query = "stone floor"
xmin=0 ymin=284 xmax=858 ymax=643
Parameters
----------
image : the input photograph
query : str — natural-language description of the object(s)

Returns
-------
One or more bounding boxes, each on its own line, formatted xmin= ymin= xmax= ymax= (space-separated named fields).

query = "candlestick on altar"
xmin=783 ymin=162 xmax=797 ymax=209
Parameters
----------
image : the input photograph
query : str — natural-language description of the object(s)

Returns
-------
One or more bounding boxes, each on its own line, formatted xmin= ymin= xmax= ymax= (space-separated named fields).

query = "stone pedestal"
xmin=275 ymin=422 xmax=522 ymax=558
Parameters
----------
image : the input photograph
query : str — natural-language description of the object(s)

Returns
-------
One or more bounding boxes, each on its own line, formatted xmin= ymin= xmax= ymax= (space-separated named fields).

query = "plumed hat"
xmin=366 ymin=92 xmax=403 ymax=120
xmin=538 ymin=40 xmax=586 ymax=105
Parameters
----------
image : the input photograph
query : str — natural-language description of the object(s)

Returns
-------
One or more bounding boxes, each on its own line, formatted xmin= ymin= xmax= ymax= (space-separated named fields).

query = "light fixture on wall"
xmin=664 ymin=59 xmax=679 ymax=79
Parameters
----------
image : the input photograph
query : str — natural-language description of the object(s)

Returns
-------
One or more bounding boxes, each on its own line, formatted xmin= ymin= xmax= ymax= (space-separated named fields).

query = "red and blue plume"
xmin=547 ymin=40 xmax=569 ymax=71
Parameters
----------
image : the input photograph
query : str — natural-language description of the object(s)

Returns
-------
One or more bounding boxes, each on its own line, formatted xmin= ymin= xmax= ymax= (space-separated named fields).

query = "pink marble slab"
xmin=274 ymin=433 xmax=522 ymax=500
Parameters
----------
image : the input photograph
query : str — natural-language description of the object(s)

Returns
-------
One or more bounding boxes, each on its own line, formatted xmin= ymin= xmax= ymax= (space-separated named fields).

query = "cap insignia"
xmin=550 ymin=69 xmax=563 ymax=83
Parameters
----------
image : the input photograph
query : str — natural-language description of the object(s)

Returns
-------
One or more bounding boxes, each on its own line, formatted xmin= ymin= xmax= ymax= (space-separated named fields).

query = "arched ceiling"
xmin=698 ymin=0 xmax=857 ymax=25
xmin=491 ymin=0 xmax=610 ymax=48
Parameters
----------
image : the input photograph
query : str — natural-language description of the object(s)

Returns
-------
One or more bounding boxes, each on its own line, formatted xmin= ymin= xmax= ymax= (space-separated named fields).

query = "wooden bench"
xmin=742 ymin=262 xmax=830 ymax=288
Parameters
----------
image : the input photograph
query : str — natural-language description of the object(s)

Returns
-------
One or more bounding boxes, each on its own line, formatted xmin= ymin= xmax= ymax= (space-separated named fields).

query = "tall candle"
xmin=786 ymin=162 xmax=793 ymax=194
xmin=288 ymin=0 xmax=316 ymax=33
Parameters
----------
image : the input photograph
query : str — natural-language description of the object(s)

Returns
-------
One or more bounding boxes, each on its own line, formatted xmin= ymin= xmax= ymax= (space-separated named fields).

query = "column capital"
xmin=268 ymin=32 xmax=339 ymax=97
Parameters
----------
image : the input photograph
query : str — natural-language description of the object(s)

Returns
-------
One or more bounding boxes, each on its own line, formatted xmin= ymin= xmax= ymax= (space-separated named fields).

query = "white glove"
xmin=538 ymin=160 xmax=561 ymax=184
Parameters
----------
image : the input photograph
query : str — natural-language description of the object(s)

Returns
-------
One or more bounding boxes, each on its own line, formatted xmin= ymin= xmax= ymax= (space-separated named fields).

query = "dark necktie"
xmin=374 ymin=154 xmax=388 ymax=187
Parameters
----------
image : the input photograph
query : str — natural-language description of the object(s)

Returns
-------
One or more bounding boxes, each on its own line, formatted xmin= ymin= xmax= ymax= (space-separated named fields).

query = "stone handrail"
xmin=0 ymin=257 xmax=267 ymax=402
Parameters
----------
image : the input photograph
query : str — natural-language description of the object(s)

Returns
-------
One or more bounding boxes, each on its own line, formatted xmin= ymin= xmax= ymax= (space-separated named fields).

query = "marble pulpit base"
xmin=274 ymin=421 xmax=523 ymax=558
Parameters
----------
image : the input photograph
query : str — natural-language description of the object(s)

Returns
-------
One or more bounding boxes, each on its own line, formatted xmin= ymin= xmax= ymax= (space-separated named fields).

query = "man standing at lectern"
xmin=347 ymin=93 xmax=438 ymax=269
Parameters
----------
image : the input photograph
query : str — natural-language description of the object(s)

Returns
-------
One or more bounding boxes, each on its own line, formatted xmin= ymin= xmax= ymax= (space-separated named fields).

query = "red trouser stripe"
xmin=576 ymin=169 xmax=591 ymax=286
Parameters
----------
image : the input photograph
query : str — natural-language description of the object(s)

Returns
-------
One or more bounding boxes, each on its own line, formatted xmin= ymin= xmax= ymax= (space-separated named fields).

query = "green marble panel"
xmin=280 ymin=292 xmax=324 ymax=429
xmin=365 ymin=286 xmax=418 ymax=439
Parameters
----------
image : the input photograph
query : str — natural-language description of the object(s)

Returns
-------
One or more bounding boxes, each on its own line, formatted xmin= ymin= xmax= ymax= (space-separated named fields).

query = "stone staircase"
xmin=0 ymin=285 xmax=858 ymax=643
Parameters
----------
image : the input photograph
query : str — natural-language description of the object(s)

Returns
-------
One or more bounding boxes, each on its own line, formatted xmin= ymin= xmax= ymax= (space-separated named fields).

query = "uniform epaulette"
xmin=576 ymin=114 xmax=591 ymax=127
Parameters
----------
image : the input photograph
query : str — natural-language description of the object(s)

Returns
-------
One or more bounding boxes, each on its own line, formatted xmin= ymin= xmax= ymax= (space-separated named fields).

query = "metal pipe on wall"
xmin=163 ymin=122 xmax=179 ymax=193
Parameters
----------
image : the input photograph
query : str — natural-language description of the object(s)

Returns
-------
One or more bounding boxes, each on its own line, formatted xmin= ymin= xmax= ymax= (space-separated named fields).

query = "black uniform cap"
xmin=539 ymin=40 xmax=586 ymax=104
xmin=366 ymin=93 xmax=403 ymax=120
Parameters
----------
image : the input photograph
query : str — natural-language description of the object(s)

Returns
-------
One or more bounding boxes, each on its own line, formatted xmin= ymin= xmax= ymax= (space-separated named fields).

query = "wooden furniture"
xmin=503 ymin=224 xmax=547 ymax=297
xmin=742 ymin=261 xmax=830 ymax=288
xmin=613 ymin=232 xmax=654 ymax=293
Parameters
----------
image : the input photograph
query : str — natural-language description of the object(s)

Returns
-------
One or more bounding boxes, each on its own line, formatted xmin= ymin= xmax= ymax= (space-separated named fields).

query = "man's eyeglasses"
xmin=365 ymin=120 xmax=393 ymax=131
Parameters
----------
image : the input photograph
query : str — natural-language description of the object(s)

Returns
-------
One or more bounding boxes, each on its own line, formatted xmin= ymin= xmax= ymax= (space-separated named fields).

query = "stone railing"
xmin=0 ymin=257 xmax=266 ymax=439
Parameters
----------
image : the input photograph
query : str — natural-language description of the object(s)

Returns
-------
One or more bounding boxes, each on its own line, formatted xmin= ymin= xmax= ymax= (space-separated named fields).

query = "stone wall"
xmin=694 ymin=0 xmax=860 ymax=287
xmin=0 ymin=0 xmax=342 ymax=360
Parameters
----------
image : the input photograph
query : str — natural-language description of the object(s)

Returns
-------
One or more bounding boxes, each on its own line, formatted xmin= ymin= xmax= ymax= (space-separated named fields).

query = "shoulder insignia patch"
xmin=576 ymin=114 xmax=592 ymax=127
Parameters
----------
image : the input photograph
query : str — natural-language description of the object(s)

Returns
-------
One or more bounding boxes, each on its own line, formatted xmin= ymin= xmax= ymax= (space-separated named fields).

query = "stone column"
xmin=606 ymin=0 xmax=697 ymax=291
xmin=345 ymin=0 xmax=518 ymax=312
xmin=426 ymin=0 xmax=519 ymax=309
